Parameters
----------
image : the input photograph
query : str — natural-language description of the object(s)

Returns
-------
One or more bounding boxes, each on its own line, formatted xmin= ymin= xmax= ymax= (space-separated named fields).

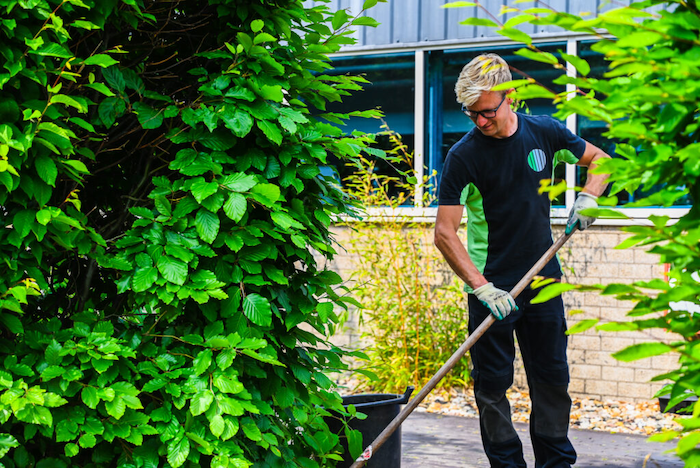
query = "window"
xmin=326 ymin=39 xmax=690 ymax=217
xmin=320 ymin=53 xmax=416 ymax=201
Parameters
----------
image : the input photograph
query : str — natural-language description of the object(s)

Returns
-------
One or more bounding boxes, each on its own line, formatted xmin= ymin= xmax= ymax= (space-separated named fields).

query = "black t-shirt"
xmin=438 ymin=113 xmax=586 ymax=290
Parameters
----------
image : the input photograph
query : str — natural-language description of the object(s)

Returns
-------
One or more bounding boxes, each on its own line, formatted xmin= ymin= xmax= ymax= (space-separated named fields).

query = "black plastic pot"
xmin=659 ymin=393 xmax=698 ymax=414
xmin=328 ymin=386 xmax=414 ymax=468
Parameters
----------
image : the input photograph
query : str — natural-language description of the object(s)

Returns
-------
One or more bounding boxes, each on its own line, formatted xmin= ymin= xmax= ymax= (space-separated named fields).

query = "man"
xmin=434 ymin=53 xmax=610 ymax=467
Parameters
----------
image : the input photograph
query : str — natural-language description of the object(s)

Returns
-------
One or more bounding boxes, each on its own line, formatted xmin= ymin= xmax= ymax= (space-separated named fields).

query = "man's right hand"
xmin=474 ymin=282 xmax=517 ymax=320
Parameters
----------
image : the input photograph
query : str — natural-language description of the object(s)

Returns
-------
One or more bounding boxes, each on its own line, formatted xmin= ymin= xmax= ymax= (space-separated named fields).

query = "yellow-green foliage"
xmin=342 ymin=130 xmax=470 ymax=394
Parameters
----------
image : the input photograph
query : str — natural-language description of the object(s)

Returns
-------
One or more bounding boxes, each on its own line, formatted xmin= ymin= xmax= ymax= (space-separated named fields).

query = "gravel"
xmin=419 ymin=386 xmax=683 ymax=435
xmin=336 ymin=377 xmax=682 ymax=436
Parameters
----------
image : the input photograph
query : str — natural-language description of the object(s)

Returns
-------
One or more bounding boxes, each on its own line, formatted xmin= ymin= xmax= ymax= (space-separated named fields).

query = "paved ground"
xmin=400 ymin=411 xmax=684 ymax=467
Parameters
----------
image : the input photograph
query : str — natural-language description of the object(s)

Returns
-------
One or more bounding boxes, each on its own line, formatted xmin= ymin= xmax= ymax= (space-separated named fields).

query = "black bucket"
xmin=328 ymin=386 xmax=414 ymax=468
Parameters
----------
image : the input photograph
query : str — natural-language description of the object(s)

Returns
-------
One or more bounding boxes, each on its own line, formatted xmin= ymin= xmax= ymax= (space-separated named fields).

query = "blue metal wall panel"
xmin=392 ymin=0 xmax=421 ymax=43
xmin=304 ymin=0 xmax=638 ymax=50
xmin=420 ymin=0 xmax=449 ymax=42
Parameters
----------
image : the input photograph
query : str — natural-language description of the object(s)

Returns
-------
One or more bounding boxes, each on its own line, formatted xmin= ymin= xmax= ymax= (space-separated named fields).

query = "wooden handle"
xmin=348 ymin=231 xmax=573 ymax=468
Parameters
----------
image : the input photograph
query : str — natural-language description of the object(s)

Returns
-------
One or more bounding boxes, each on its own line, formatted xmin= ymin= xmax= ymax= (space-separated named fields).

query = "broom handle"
xmin=348 ymin=231 xmax=573 ymax=468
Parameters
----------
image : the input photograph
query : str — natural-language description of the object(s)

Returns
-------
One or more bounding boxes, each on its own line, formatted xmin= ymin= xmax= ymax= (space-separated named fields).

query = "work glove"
xmin=565 ymin=192 xmax=598 ymax=235
xmin=474 ymin=282 xmax=517 ymax=320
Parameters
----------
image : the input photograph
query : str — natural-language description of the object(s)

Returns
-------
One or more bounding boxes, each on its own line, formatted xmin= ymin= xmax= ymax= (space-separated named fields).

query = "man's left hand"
xmin=566 ymin=192 xmax=598 ymax=234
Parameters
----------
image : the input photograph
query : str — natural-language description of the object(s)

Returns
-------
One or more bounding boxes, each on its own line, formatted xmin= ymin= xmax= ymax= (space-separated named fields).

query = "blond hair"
xmin=455 ymin=53 xmax=512 ymax=107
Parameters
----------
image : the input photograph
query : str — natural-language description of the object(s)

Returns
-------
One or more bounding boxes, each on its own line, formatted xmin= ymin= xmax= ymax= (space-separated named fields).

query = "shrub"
xmin=0 ymin=0 xmax=385 ymax=466
xmin=341 ymin=129 xmax=470 ymax=394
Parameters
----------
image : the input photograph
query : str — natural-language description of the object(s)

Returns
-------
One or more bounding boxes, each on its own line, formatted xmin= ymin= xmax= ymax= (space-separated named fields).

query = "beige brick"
xmin=571 ymin=364 xmax=602 ymax=380
xmin=598 ymin=306 xmax=632 ymax=322
xmin=586 ymin=379 xmax=617 ymax=397
xmin=584 ymin=350 xmax=619 ymax=366
xmin=580 ymin=262 xmax=619 ymax=279
xmin=607 ymin=248 xmax=636 ymax=264
xmin=618 ymin=359 xmax=643 ymax=369
xmin=619 ymin=264 xmax=654 ymax=280
xmin=570 ymin=335 xmax=602 ymax=350
xmin=588 ymin=232 xmax=624 ymax=249
xmin=619 ymin=382 xmax=653 ymax=399
xmin=651 ymin=353 xmax=680 ymax=371
xmin=568 ymin=379 xmax=585 ymax=393
xmin=584 ymin=294 xmax=623 ymax=308
xmin=601 ymin=337 xmax=635 ymax=352
xmin=603 ymin=366 xmax=634 ymax=382
xmin=634 ymin=249 xmax=662 ymax=265
xmin=568 ymin=349 xmax=586 ymax=364
xmin=635 ymin=368 xmax=664 ymax=383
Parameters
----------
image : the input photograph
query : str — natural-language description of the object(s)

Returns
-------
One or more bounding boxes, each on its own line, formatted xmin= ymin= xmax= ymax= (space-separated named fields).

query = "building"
xmin=309 ymin=0 xmax=690 ymax=401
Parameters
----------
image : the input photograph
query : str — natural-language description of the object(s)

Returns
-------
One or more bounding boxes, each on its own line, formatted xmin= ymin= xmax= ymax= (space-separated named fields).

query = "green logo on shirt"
xmin=528 ymin=149 xmax=546 ymax=172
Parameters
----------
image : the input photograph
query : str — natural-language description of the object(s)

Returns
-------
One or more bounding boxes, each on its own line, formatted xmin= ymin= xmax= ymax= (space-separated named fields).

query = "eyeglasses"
xmin=461 ymin=94 xmax=507 ymax=120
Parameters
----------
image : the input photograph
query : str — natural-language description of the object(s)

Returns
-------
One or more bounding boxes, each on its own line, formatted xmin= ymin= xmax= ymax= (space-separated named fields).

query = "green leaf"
xmin=443 ymin=1 xmax=478 ymax=7
xmin=254 ymin=33 xmax=276 ymax=44
xmin=133 ymin=102 xmax=164 ymax=129
xmin=0 ymin=434 xmax=19 ymax=459
xmin=498 ymin=27 xmax=532 ymax=44
xmin=346 ymin=428 xmax=363 ymax=460
xmin=241 ymin=417 xmax=262 ymax=441
xmin=251 ymin=19 xmax=265 ymax=33
xmin=0 ymin=314 xmax=23 ymax=334
xmin=193 ymin=349 xmax=213 ymax=376
xmin=105 ymin=396 xmax=126 ymax=419
xmin=222 ymin=108 xmax=254 ymax=137
xmin=512 ymin=84 xmax=557 ymax=100
xmin=352 ymin=16 xmax=380 ymax=27
xmin=81 ymin=387 xmax=99 ymax=409
xmin=31 ymin=43 xmax=72 ymax=58
xmin=13 ymin=209 xmax=35 ymax=238
xmin=190 ymin=179 xmax=219 ymax=203
xmin=250 ymin=183 xmax=280 ymax=206
xmin=195 ymin=209 xmax=220 ymax=244
xmin=531 ymin=282 xmax=577 ymax=304
xmin=83 ymin=54 xmax=119 ymax=68
xmin=41 ymin=365 xmax=65 ymax=381
xmin=167 ymin=435 xmax=190 ymax=468
xmin=50 ymin=95 xmax=88 ymax=113
xmin=559 ymin=51 xmax=590 ymax=76
xmin=271 ymin=211 xmax=303 ymax=231
xmin=98 ymin=96 xmax=127 ymax=127
xmin=225 ymin=88 xmax=256 ymax=102
xmin=65 ymin=443 xmax=79 ymax=457
xmin=132 ymin=266 xmax=158 ymax=292
xmin=515 ymin=47 xmax=558 ymax=65
xmin=35 ymin=155 xmax=58 ymax=186
xmin=332 ymin=10 xmax=349 ymax=30
xmin=83 ymin=82 xmax=115 ymax=96
xmin=363 ymin=0 xmax=379 ymax=8
xmin=256 ymin=120 xmax=282 ymax=145
xmin=190 ymin=390 xmax=214 ymax=416
xmin=210 ymin=414 xmax=225 ymax=438
xmin=157 ymin=256 xmax=188 ymax=285
xmin=221 ymin=173 xmax=257 ymax=192
xmin=243 ymin=294 xmax=272 ymax=327
xmin=612 ymin=343 xmax=674 ymax=362
xmin=223 ymin=193 xmax=247 ymax=222
xmin=459 ymin=18 xmax=498 ymax=27
xmin=71 ymin=19 xmax=100 ymax=30
xmin=154 ymin=196 xmax=172 ymax=216
xmin=79 ymin=433 xmax=97 ymax=448
xmin=566 ymin=319 xmax=599 ymax=335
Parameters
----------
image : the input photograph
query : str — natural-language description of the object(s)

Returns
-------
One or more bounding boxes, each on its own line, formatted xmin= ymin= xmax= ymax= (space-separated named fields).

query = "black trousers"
xmin=468 ymin=286 xmax=576 ymax=468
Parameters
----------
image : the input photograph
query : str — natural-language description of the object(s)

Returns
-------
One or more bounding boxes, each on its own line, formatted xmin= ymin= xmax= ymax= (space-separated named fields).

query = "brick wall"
xmin=327 ymin=223 xmax=678 ymax=403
